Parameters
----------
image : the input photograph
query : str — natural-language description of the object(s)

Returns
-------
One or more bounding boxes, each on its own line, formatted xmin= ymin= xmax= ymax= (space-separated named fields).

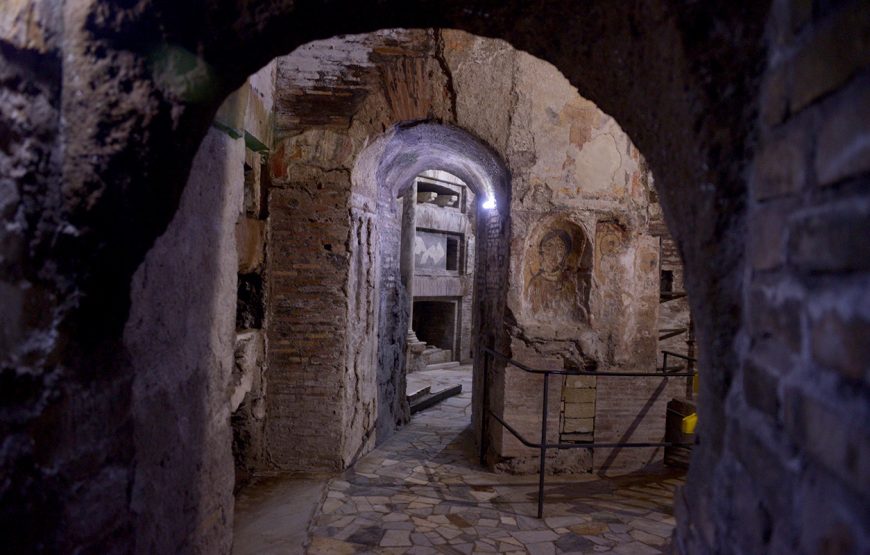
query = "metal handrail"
xmin=660 ymin=350 xmax=697 ymax=362
xmin=487 ymin=348 xmax=697 ymax=377
xmin=479 ymin=346 xmax=696 ymax=518
xmin=660 ymin=350 xmax=699 ymax=381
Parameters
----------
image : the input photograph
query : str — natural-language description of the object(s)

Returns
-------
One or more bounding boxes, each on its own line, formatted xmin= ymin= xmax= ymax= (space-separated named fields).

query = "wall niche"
xmin=522 ymin=218 xmax=593 ymax=324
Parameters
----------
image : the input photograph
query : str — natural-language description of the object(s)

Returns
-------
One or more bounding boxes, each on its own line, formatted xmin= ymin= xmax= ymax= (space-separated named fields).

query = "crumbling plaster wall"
xmin=471 ymin=42 xmax=683 ymax=473
xmin=124 ymin=59 xmax=276 ymax=552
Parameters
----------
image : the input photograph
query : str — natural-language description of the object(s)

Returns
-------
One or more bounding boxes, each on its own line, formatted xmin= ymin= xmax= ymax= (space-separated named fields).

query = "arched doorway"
xmin=2 ymin=3 xmax=783 ymax=554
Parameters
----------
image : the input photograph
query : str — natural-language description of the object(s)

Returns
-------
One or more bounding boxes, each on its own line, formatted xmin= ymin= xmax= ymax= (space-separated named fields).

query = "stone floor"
xmin=307 ymin=365 xmax=685 ymax=554
xmin=233 ymin=473 xmax=329 ymax=555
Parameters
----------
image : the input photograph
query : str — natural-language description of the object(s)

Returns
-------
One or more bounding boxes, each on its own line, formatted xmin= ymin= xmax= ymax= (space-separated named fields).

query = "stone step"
xmin=407 ymin=385 xmax=431 ymax=404
xmin=408 ymin=340 xmax=427 ymax=354
xmin=409 ymin=384 xmax=463 ymax=414
xmin=423 ymin=361 xmax=461 ymax=371
xmin=422 ymin=348 xmax=452 ymax=365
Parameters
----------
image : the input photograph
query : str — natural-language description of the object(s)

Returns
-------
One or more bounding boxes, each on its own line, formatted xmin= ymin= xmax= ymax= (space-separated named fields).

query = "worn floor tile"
xmin=304 ymin=366 xmax=685 ymax=554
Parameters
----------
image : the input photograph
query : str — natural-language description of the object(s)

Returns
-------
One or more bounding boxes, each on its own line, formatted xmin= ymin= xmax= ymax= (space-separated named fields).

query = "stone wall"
xmin=226 ymin=61 xmax=276 ymax=487
xmin=675 ymin=1 xmax=870 ymax=552
xmin=264 ymin=31 xmax=454 ymax=470
xmin=478 ymin=44 xmax=679 ymax=474
xmin=124 ymin=126 xmax=241 ymax=555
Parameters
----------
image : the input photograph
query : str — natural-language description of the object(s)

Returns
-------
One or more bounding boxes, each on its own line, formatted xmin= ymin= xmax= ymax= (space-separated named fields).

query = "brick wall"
xmin=265 ymin=174 xmax=354 ymax=470
xmin=674 ymin=1 xmax=870 ymax=552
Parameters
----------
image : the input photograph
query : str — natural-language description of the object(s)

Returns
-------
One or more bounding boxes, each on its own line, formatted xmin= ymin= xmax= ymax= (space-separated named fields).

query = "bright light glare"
xmin=482 ymin=197 xmax=497 ymax=210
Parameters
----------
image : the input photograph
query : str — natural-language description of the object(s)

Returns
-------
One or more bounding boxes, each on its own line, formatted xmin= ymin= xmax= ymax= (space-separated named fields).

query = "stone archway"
xmin=2 ymin=2 xmax=780 ymax=554
xmin=353 ymin=121 xmax=512 ymax=447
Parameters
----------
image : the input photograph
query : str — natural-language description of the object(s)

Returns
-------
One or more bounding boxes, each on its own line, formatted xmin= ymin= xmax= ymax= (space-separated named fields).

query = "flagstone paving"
xmin=307 ymin=365 xmax=685 ymax=554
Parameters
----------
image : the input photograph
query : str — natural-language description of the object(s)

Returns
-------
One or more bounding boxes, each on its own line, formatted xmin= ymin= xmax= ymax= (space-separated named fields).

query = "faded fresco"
xmin=523 ymin=220 xmax=592 ymax=324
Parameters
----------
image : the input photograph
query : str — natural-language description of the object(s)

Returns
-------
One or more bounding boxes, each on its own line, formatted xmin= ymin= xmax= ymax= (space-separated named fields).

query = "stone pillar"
xmin=400 ymin=181 xmax=422 ymax=346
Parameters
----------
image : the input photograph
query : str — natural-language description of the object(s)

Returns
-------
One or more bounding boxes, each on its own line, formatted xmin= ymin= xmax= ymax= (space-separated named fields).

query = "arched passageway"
xmin=4 ymin=2 xmax=869 ymax=555
xmin=354 ymin=121 xmax=511 ymax=444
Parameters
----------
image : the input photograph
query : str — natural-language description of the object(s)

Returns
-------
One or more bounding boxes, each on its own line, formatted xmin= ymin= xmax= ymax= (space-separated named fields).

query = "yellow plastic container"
xmin=681 ymin=412 xmax=697 ymax=434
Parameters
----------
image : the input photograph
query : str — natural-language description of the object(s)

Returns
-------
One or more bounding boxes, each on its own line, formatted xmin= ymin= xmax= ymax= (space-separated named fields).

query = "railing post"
xmin=480 ymin=349 xmax=489 ymax=466
xmin=662 ymin=351 xmax=669 ymax=373
xmin=537 ymin=372 xmax=549 ymax=519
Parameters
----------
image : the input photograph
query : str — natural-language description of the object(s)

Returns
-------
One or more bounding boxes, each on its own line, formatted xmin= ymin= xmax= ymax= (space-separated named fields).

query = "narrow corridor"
xmin=305 ymin=366 xmax=684 ymax=554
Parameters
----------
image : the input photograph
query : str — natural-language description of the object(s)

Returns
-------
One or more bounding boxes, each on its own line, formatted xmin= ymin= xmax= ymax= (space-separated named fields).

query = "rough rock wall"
xmin=0 ymin=3 xmax=89 ymax=552
xmin=124 ymin=126 xmax=241 ymax=555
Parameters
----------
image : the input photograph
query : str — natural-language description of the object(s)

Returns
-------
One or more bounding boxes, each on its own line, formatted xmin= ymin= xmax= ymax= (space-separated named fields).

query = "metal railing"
xmin=660 ymin=349 xmax=698 ymax=373
xmin=479 ymin=347 xmax=697 ymax=518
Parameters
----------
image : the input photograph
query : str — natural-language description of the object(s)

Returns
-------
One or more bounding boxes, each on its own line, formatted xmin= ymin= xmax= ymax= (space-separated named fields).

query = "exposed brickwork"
xmin=265 ymin=178 xmax=353 ymax=470
xmin=674 ymin=1 xmax=870 ymax=552
xmin=593 ymin=375 xmax=685 ymax=473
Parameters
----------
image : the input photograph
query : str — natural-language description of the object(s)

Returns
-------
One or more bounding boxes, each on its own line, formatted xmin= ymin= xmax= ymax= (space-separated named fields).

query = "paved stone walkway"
xmin=307 ymin=366 xmax=684 ymax=554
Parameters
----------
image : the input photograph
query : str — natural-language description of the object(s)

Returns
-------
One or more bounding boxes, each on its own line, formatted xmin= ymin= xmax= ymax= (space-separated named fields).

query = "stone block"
xmin=244 ymin=148 xmax=263 ymax=217
xmin=788 ymin=205 xmax=870 ymax=273
xmin=796 ymin=467 xmax=865 ymax=555
xmin=563 ymin=388 xmax=596 ymax=404
xmin=783 ymin=386 xmax=870 ymax=497
xmin=236 ymin=217 xmax=266 ymax=273
xmin=730 ymin=421 xmax=797 ymax=517
xmin=748 ymin=200 xmax=795 ymax=271
xmin=746 ymin=286 xmax=802 ymax=352
xmin=245 ymin=82 xmax=273 ymax=149
xmin=231 ymin=330 xmax=265 ymax=412
xmin=563 ymin=417 xmax=594 ymax=434
xmin=742 ymin=356 xmax=782 ymax=419
xmin=815 ymin=82 xmax=870 ymax=186
xmin=564 ymin=403 xmax=595 ymax=419
xmin=0 ymin=0 xmax=59 ymax=52
xmin=752 ymin=126 xmax=806 ymax=200
xmin=214 ymin=84 xmax=250 ymax=138
xmin=791 ymin=3 xmax=870 ymax=111
xmin=728 ymin=461 xmax=774 ymax=554
xmin=810 ymin=308 xmax=870 ymax=382
xmin=761 ymin=64 xmax=789 ymax=127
